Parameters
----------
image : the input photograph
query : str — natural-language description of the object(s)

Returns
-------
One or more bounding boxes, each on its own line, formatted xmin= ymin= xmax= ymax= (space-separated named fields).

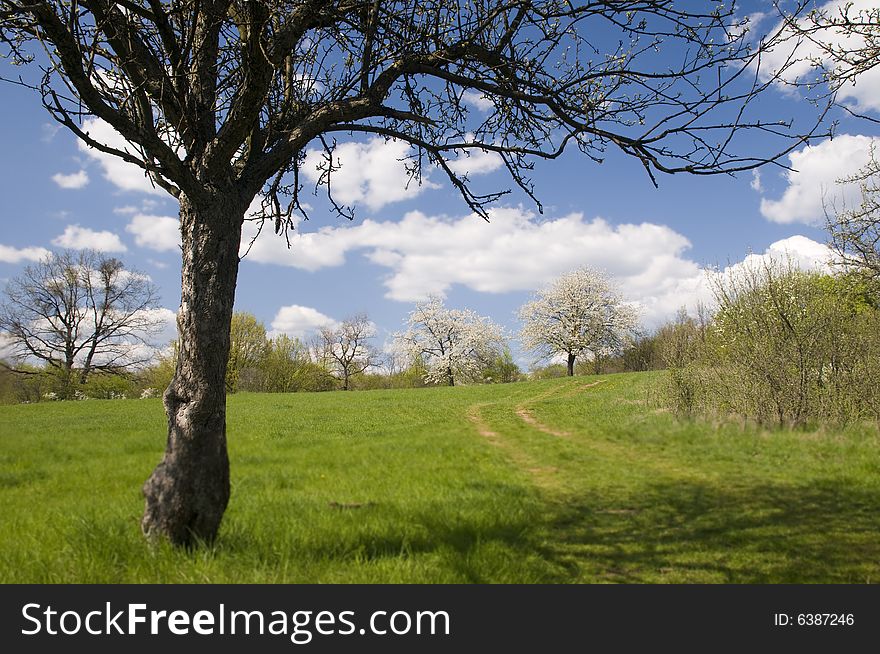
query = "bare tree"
xmin=0 ymin=250 xmax=161 ymax=391
xmin=0 ymin=0 xmax=830 ymax=545
xmin=317 ymin=314 xmax=378 ymax=390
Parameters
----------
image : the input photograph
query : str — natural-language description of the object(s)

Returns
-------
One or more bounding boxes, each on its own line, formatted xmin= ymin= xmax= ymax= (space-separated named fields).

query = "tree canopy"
xmin=395 ymin=296 xmax=504 ymax=386
xmin=519 ymin=267 xmax=637 ymax=376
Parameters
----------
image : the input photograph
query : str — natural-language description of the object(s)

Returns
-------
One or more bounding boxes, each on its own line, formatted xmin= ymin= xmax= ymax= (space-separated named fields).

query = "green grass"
xmin=1 ymin=372 xmax=878 ymax=583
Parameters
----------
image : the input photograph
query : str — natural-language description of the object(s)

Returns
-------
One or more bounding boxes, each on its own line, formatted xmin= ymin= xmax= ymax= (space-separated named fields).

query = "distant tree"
xmin=396 ymin=297 xmax=504 ymax=386
xmin=317 ymin=314 xmax=379 ymax=390
xmin=482 ymin=348 xmax=521 ymax=384
xmin=226 ymin=312 xmax=269 ymax=392
xmin=519 ymin=268 xmax=637 ymax=376
xmin=259 ymin=334 xmax=312 ymax=393
xmin=0 ymin=0 xmax=832 ymax=545
xmin=0 ymin=250 xmax=161 ymax=394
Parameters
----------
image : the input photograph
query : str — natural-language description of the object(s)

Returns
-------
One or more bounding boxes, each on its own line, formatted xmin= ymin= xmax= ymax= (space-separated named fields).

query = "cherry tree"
xmin=519 ymin=268 xmax=637 ymax=376
xmin=395 ymin=297 xmax=504 ymax=386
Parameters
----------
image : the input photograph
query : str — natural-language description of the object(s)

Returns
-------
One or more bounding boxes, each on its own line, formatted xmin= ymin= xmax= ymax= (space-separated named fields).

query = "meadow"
xmin=1 ymin=372 xmax=878 ymax=583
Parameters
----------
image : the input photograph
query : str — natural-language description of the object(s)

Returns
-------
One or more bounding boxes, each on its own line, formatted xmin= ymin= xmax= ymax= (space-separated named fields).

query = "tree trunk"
xmin=447 ymin=366 xmax=455 ymax=386
xmin=567 ymin=353 xmax=575 ymax=376
xmin=142 ymin=194 xmax=245 ymax=547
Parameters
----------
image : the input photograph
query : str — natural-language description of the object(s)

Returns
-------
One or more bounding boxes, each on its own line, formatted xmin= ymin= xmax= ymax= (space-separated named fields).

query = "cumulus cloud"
xmin=692 ymin=236 xmax=835 ymax=312
xmin=758 ymin=134 xmax=877 ymax=224
xmin=269 ymin=305 xmax=338 ymax=339
xmin=126 ymin=214 xmax=180 ymax=252
xmin=142 ymin=307 xmax=179 ymax=344
xmin=761 ymin=0 xmax=880 ymax=113
xmin=301 ymin=137 xmax=441 ymax=212
xmin=446 ymin=143 xmax=504 ymax=177
xmin=77 ymin=118 xmax=166 ymax=195
xmin=462 ymin=90 xmax=495 ymax=112
xmin=0 ymin=244 xmax=51 ymax=264
xmin=52 ymin=225 xmax=127 ymax=252
xmin=243 ymin=206 xmax=839 ymax=326
xmin=51 ymin=170 xmax=89 ymax=190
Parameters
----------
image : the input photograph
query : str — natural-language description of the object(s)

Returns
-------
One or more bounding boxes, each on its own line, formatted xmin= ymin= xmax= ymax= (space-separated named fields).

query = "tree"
xmin=1 ymin=1 xmax=830 ymax=545
xmin=827 ymin=151 xmax=880 ymax=285
xmin=519 ymin=268 xmax=637 ymax=376
xmin=777 ymin=1 xmax=879 ymax=122
xmin=396 ymin=296 xmax=504 ymax=386
xmin=0 ymin=250 xmax=161 ymax=394
xmin=258 ymin=334 xmax=312 ymax=392
xmin=226 ymin=312 xmax=269 ymax=392
xmin=316 ymin=314 xmax=379 ymax=390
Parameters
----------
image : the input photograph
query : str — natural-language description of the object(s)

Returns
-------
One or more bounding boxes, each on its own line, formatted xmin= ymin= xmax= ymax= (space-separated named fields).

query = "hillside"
xmin=1 ymin=373 xmax=878 ymax=583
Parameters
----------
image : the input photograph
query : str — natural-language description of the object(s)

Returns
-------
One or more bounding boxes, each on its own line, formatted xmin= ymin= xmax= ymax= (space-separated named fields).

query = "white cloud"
xmin=750 ymin=170 xmax=763 ymax=192
xmin=77 ymin=118 xmax=165 ymax=195
xmin=269 ymin=305 xmax=337 ymax=339
xmin=761 ymin=0 xmax=880 ymax=113
xmin=462 ymin=90 xmax=495 ymax=112
xmin=0 ymin=244 xmax=51 ymax=264
xmin=446 ymin=143 xmax=503 ymax=177
xmin=40 ymin=123 xmax=61 ymax=143
xmin=758 ymin=134 xmax=877 ymax=224
xmin=52 ymin=170 xmax=89 ymax=190
xmin=301 ymin=137 xmax=440 ymax=211
xmin=126 ymin=214 xmax=180 ymax=252
xmin=52 ymin=225 xmax=127 ymax=252
xmin=243 ymin=207 xmax=840 ymax=327
xmin=141 ymin=307 xmax=178 ymax=345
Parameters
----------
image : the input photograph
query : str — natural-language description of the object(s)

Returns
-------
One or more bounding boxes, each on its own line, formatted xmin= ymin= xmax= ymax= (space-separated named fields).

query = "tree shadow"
xmin=541 ymin=477 xmax=880 ymax=583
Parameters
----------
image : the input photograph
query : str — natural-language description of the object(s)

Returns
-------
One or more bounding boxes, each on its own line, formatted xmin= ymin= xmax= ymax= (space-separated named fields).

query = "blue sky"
xmin=1 ymin=1 xmax=879 ymax=366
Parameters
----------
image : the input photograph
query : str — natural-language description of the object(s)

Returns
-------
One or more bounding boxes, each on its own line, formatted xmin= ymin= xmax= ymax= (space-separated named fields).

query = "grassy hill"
xmin=1 ymin=372 xmax=878 ymax=583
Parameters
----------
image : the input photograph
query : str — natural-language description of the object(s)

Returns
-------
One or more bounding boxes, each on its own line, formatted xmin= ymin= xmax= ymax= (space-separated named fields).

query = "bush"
xmin=661 ymin=262 xmax=880 ymax=428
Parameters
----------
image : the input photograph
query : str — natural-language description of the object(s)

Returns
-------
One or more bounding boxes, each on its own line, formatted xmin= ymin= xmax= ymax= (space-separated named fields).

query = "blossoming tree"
xmin=519 ymin=268 xmax=637 ymax=376
xmin=396 ymin=297 xmax=504 ymax=386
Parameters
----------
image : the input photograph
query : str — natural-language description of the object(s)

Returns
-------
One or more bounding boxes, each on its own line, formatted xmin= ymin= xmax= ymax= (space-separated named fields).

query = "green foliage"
xmin=1 ymin=373 xmax=878 ymax=582
xmin=226 ymin=312 xmax=269 ymax=393
xmin=662 ymin=264 xmax=880 ymax=427
xmin=482 ymin=349 xmax=521 ymax=384
xmin=80 ymin=374 xmax=137 ymax=400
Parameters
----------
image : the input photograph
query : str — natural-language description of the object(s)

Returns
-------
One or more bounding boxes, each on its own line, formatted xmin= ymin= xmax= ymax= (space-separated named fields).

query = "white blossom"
xmin=519 ymin=267 xmax=638 ymax=373
xmin=394 ymin=296 xmax=505 ymax=386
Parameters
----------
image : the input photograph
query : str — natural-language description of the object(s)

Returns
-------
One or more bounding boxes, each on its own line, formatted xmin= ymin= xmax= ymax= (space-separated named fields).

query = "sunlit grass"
xmin=1 ymin=373 xmax=878 ymax=583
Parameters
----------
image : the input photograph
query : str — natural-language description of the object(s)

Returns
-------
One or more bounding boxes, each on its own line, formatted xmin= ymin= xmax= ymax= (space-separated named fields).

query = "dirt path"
xmin=465 ymin=379 xmax=608 ymax=489
xmin=466 ymin=403 xmax=562 ymax=490
xmin=512 ymin=379 xmax=606 ymax=438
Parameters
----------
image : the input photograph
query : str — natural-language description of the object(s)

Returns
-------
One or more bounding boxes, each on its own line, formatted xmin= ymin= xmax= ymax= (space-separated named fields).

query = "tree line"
xmin=1 ymin=254 xmax=640 ymax=401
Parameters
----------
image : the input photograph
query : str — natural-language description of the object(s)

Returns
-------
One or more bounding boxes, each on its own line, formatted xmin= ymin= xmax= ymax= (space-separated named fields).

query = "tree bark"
xmin=567 ymin=353 xmax=575 ymax=376
xmin=142 ymin=194 xmax=245 ymax=547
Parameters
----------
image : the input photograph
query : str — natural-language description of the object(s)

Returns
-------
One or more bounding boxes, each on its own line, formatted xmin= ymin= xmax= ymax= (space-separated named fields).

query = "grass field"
xmin=1 ymin=372 xmax=878 ymax=583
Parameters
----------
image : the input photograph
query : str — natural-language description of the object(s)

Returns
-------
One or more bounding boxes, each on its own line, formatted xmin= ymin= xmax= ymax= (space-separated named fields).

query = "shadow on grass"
xmin=544 ymin=477 xmax=880 ymax=583
xmin=56 ymin=478 xmax=879 ymax=583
